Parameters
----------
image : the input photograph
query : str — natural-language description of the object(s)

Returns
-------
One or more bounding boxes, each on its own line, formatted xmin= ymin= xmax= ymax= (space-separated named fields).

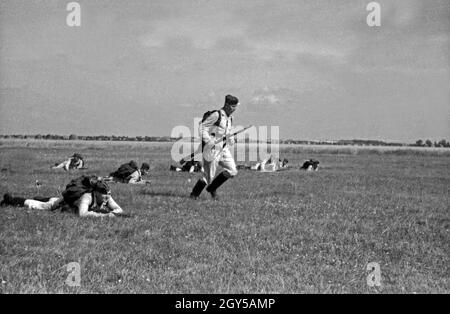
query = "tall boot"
xmin=206 ymin=172 xmax=229 ymax=200
xmin=1 ymin=193 xmax=26 ymax=207
xmin=190 ymin=179 xmax=207 ymax=199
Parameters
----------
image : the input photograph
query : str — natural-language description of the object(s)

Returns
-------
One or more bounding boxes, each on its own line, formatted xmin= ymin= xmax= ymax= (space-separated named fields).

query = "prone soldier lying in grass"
xmin=104 ymin=160 xmax=151 ymax=184
xmin=1 ymin=175 xmax=128 ymax=218
xmin=300 ymin=159 xmax=320 ymax=171
xmin=51 ymin=153 xmax=85 ymax=171
xmin=170 ymin=160 xmax=203 ymax=173
xmin=250 ymin=155 xmax=289 ymax=172
xmin=238 ymin=156 xmax=289 ymax=172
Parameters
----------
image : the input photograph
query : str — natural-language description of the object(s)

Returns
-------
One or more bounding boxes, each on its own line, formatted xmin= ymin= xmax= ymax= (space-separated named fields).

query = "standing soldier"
xmin=190 ymin=94 xmax=240 ymax=200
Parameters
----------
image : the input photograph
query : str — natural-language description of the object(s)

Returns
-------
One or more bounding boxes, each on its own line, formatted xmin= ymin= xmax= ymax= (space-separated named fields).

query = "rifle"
xmin=180 ymin=125 xmax=253 ymax=164
xmin=112 ymin=212 xmax=133 ymax=218
xmin=90 ymin=205 xmax=132 ymax=218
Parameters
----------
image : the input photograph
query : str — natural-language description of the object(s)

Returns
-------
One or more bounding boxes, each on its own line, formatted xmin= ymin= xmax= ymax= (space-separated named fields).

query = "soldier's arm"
xmin=77 ymin=193 xmax=113 ymax=217
xmin=52 ymin=159 xmax=71 ymax=171
xmin=76 ymin=160 xmax=84 ymax=169
xmin=200 ymin=111 xmax=220 ymax=144
xmin=106 ymin=197 xmax=123 ymax=214
xmin=52 ymin=161 xmax=67 ymax=169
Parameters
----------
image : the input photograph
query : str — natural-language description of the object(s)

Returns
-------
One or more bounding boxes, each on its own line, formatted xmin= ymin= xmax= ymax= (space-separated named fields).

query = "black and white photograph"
xmin=0 ymin=0 xmax=448 ymax=298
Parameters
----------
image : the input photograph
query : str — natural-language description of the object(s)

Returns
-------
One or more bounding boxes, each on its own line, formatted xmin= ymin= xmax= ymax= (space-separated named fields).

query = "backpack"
xmin=110 ymin=161 xmax=138 ymax=181
xmin=62 ymin=175 xmax=95 ymax=206
xmin=201 ymin=110 xmax=222 ymax=127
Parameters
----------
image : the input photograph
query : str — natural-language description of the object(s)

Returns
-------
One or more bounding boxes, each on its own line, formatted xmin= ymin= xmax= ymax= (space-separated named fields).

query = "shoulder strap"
xmin=214 ymin=110 xmax=222 ymax=127
xmin=202 ymin=110 xmax=222 ymax=126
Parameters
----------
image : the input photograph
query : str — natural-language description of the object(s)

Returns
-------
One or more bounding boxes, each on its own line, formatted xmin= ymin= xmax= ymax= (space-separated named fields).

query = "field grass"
xmin=0 ymin=140 xmax=449 ymax=293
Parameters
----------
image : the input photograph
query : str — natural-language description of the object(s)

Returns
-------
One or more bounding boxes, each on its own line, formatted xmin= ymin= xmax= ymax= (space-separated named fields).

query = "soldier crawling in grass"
xmin=189 ymin=94 xmax=240 ymax=200
xmin=246 ymin=155 xmax=288 ymax=172
xmin=104 ymin=160 xmax=151 ymax=184
xmin=300 ymin=159 xmax=320 ymax=171
xmin=51 ymin=153 xmax=85 ymax=171
xmin=1 ymin=175 xmax=126 ymax=218
xmin=170 ymin=159 xmax=203 ymax=173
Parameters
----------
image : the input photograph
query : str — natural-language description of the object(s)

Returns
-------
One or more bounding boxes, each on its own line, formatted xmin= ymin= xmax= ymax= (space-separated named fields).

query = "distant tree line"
xmin=414 ymin=139 xmax=450 ymax=148
xmin=0 ymin=134 xmax=449 ymax=147
xmin=0 ymin=134 xmax=178 ymax=142
xmin=281 ymin=138 xmax=450 ymax=147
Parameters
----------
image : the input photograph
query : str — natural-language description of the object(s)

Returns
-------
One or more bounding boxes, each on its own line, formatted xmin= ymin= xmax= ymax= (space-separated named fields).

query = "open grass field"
xmin=0 ymin=139 xmax=449 ymax=293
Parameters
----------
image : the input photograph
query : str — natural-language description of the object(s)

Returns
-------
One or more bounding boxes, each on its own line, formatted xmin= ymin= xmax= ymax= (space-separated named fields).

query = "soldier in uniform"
xmin=251 ymin=155 xmax=289 ymax=172
xmin=189 ymin=94 xmax=240 ymax=200
xmin=51 ymin=153 xmax=85 ymax=171
xmin=104 ymin=161 xmax=151 ymax=184
xmin=300 ymin=159 xmax=320 ymax=171
xmin=170 ymin=160 xmax=203 ymax=173
xmin=1 ymin=176 xmax=125 ymax=218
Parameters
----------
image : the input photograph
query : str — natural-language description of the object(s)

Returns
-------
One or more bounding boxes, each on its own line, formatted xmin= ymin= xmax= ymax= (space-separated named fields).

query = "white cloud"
xmin=177 ymin=103 xmax=193 ymax=108
xmin=138 ymin=2 xmax=352 ymax=63
xmin=251 ymin=94 xmax=279 ymax=105
xmin=140 ymin=11 xmax=247 ymax=49
xmin=250 ymin=40 xmax=349 ymax=62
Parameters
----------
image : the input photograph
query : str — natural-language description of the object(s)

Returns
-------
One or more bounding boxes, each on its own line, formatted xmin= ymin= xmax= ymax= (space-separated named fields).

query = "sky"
xmin=0 ymin=0 xmax=448 ymax=142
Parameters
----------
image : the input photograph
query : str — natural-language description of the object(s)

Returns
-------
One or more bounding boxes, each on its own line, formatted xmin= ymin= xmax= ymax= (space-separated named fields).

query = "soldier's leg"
xmin=51 ymin=162 xmax=66 ymax=169
xmin=206 ymin=148 xmax=237 ymax=198
xmin=218 ymin=148 xmax=238 ymax=177
xmin=190 ymin=157 xmax=217 ymax=199
xmin=24 ymin=197 xmax=63 ymax=210
xmin=1 ymin=193 xmax=26 ymax=207
xmin=1 ymin=194 xmax=61 ymax=210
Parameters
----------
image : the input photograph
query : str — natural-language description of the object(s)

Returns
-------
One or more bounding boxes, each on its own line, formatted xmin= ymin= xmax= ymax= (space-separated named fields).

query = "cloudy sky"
xmin=0 ymin=0 xmax=448 ymax=141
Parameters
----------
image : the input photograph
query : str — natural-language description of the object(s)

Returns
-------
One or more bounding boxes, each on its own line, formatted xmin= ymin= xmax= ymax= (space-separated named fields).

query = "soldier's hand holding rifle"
xmin=180 ymin=126 xmax=253 ymax=164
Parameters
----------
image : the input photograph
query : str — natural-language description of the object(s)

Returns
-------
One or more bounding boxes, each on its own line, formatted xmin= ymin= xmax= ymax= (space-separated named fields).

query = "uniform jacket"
xmin=200 ymin=109 xmax=233 ymax=144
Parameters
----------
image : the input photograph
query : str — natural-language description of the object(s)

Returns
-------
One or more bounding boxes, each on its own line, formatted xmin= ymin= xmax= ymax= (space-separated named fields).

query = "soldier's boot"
xmin=206 ymin=172 xmax=229 ymax=200
xmin=0 ymin=193 xmax=10 ymax=206
xmin=190 ymin=179 xmax=207 ymax=200
xmin=1 ymin=193 xmax=26 ymax=207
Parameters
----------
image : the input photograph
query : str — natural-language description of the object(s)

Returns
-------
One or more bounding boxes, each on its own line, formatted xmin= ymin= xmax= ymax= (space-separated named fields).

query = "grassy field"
xmin=0 ymin=140 xmax=449 ymax=293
